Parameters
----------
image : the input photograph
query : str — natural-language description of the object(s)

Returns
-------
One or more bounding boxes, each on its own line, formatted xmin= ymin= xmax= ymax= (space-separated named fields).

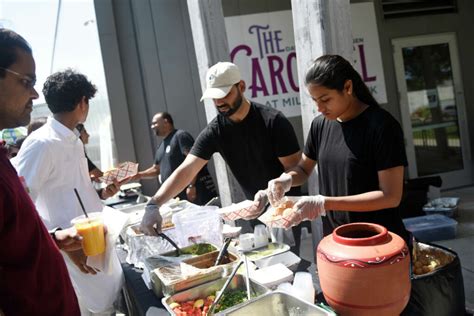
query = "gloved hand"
xmin=282 ymin=195 xmax=326 ymax=229
xmin=267 ymin=173 xmax=293 ymax=207
xmin=140 ymin=200 xmax=163 ymax=236
xmin=241 ymin=190 xmax=268 ymax=220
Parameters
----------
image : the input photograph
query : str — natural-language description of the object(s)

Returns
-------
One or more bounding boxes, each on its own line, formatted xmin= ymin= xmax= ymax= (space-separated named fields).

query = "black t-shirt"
xmin=86 ymin=153 xmax=98 ymax=172
xmin=304 ymin=105 xmax=409 ymax=242
xmin=156 ymin=129 xmax=216 ymax=204
xmin=190 ymin=102 xmax=300 ymax=199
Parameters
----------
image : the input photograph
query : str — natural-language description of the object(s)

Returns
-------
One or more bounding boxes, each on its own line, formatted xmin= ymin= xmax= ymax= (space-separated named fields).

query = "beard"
xmin=217 ymin=91 xmax=243 ymax=118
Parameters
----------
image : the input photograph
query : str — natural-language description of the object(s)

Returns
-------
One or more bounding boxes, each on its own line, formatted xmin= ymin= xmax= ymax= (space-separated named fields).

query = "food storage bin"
xmin=403 ymin=214 xmax=457 ymax=242
xmin=423 ymin=197 xmax=460 ymax=217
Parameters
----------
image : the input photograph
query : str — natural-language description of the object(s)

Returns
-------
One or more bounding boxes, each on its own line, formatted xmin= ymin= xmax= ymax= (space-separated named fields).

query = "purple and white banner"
xmin=225 ymin=3 xmax=387 ymax=117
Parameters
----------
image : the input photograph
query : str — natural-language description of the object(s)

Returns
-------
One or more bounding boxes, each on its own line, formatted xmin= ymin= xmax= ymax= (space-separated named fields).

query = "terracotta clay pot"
xmin=317 ymin=222 xmax=411 ymax=316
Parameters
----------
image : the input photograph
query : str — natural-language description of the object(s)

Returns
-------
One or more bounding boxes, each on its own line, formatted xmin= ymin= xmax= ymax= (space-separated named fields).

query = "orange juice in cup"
xmin=71 ymin=213 xmax=105 ymax=256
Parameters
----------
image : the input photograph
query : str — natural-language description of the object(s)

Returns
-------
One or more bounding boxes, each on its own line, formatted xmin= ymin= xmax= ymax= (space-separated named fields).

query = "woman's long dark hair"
xmin=305 ymin=55 xmax=379 ymax=107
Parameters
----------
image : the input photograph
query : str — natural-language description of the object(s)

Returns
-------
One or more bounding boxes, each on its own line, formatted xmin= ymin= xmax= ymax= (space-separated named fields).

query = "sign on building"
xmin=225 ymin=3 xmax=387 ymax=117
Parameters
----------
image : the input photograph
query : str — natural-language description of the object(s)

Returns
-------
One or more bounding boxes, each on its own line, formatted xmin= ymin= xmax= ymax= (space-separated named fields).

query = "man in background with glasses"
xmin=0 ymin=28 xmax=81 ymax=316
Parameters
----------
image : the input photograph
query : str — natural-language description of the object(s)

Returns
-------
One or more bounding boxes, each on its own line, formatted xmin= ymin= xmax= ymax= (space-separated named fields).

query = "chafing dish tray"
xmin=151 ymin=250 xmax=239 ymax=297
xmin=162 ymin=274 xmax=269 ymax=315
xmin=220 ymin=290 xmax=333 ymax=315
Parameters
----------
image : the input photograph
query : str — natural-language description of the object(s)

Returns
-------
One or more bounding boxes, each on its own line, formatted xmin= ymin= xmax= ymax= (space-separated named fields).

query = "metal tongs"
xmin=154 ymin=227 xmax=181 ymax=256
xmin=207 ymin=259 xmax=244 ymax=315
xmin=214 ymin=237 xmax=232 ymax=266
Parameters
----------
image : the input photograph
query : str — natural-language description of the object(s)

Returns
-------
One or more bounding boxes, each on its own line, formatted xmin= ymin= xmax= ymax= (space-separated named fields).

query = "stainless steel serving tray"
xmin=220 ymin=290 xmax=333 ymax=315
xmin=162 ymin=274 xmax=269 ymax=315
xmin=230 ymin=242 xmax=290 ymax=261
xmin=151 ymin=249 xmax=240 ymax=297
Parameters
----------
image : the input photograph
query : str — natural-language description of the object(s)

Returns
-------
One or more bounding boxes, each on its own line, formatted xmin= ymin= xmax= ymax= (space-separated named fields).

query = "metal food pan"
xmin=160 ymin=243 xmax=218 ymax=258
xmin=162 ymin=274 xmax=269 ymax=315
xmin=152 ymin=266 xmax=223 ymax=298
xmin=220 ymin=290 xmax=333 ymax=315
xmin=182 ymin=250 xmax=238 ymax=269
xmin=151 ymin=249 xmax=239 ymax=297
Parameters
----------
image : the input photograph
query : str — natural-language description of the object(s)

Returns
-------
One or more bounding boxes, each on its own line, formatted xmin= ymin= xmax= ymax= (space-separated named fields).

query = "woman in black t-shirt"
xmin=267 ymin=54 xmax=409 ymax=244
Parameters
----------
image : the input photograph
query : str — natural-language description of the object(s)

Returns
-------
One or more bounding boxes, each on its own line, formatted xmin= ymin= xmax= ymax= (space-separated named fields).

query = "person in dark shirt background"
xmin=133 ymin=112 xmax=217 ymax=205
xmin=76 ymin=123 xmax=104 ymax=181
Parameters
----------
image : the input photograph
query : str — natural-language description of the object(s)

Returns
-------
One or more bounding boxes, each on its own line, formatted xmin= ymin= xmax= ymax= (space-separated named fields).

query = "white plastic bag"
xmin=64 ymin=206 xmax=127 ymax=313
xmin=172 ymin=206 xmax=222 ymax=247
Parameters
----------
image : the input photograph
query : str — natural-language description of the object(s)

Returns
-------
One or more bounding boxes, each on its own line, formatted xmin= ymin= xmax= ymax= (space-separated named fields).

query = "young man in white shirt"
xmin=15 ymin=69 xmax=124 ymax=315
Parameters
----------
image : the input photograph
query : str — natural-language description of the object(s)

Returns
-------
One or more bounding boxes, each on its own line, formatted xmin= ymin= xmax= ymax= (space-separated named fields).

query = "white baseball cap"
xmin=200 ymin=62 xmax=241 ymax=101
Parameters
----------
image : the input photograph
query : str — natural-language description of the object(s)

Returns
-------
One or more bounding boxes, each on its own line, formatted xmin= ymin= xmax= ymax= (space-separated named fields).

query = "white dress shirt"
xmin=15 ymin=117 xmax=123 ymax=313
xmin=15 ymin=117 xmax=103 ymax=229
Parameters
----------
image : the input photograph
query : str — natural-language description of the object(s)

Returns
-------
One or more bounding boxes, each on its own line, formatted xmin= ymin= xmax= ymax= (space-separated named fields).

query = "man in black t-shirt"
xmin=140 ymin=62 xmax=302 ymax=247
xmin=133 ymin=112 xmax=217 ymax=205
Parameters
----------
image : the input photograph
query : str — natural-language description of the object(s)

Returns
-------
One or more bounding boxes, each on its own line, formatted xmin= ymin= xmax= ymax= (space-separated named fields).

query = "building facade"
xmin=94 ymin=0 xmax=474 ymax=197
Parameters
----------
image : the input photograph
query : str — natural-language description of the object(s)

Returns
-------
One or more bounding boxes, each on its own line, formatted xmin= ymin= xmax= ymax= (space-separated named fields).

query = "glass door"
xmin=393 ymin=33 xmax=472 ymax=188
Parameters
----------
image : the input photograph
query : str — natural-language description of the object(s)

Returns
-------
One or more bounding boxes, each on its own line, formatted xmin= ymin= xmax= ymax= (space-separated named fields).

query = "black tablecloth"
xmin=117 ymin=248 xmax=167 ymax=315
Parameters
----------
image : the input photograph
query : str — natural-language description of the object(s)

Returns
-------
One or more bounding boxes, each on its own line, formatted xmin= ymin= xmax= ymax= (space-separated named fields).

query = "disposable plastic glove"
xmin=140 ymin=200 xmax=163 ymax=236
xmin=282 ymin=195 xmax=326 ymax=229
xmin=240 ymin=190 xmax=269 ymax=220
xmin=267 ymin=173 xmax=293 ymax=207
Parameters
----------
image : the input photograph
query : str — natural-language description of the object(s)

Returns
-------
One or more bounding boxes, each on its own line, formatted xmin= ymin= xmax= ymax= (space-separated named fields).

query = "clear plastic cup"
xmin=277 ymin=282 xmax=294 ymax=294
xmin=293 ymin=272 xmax=315 ymax=303
xmin=253 ymin=224 xmax=269 ymax=248
xmin=239 ymin=233 xmax=255 ymax=251
xmin=71 ymin=213 xmax=105 ymax=256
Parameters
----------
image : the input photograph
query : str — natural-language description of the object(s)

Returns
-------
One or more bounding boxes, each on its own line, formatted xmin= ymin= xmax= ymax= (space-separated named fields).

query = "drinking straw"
xmin=74 ymin=188 xmax=89 ymax=218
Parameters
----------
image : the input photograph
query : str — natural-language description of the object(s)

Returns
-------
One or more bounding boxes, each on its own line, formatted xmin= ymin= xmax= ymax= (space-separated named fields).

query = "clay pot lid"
xmin=333 ymin=222 xmax=389 ymax=246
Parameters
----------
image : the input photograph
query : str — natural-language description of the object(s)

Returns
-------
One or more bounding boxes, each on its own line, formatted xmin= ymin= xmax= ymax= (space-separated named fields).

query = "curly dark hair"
xmin=0 ymin=28 xmax=32 ymax=78
xmin=43 ymin=69 xmax=97 ymax=114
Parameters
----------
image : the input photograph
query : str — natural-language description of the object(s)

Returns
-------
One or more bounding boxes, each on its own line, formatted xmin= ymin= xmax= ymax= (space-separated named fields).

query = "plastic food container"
xmin=249 ymin=263 xmax=294 ymax=289
xmin=403 ymin=214 xmax=458 ymax=242
xmin=254 ymin=251 xmax=301 ymax=271
xmin=423 ymin=197 xmax=460 ymax=217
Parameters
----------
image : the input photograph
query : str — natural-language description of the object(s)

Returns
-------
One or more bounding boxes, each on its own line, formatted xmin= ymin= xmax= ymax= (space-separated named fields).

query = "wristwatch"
xmin=49 ymin=227 xmax=62 ymax=241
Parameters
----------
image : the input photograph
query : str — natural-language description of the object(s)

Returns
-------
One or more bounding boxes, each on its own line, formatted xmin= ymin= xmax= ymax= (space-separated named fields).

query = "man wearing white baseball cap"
xmin=199 ymin=62 xmax=241 ymax=101
xmin=141 ymin=61 xmax=304 ymax=253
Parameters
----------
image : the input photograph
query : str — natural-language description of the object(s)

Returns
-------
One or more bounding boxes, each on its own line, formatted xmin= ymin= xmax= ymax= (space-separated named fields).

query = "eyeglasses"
xmin=0 ymin=67 xmax=37 ymax=89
